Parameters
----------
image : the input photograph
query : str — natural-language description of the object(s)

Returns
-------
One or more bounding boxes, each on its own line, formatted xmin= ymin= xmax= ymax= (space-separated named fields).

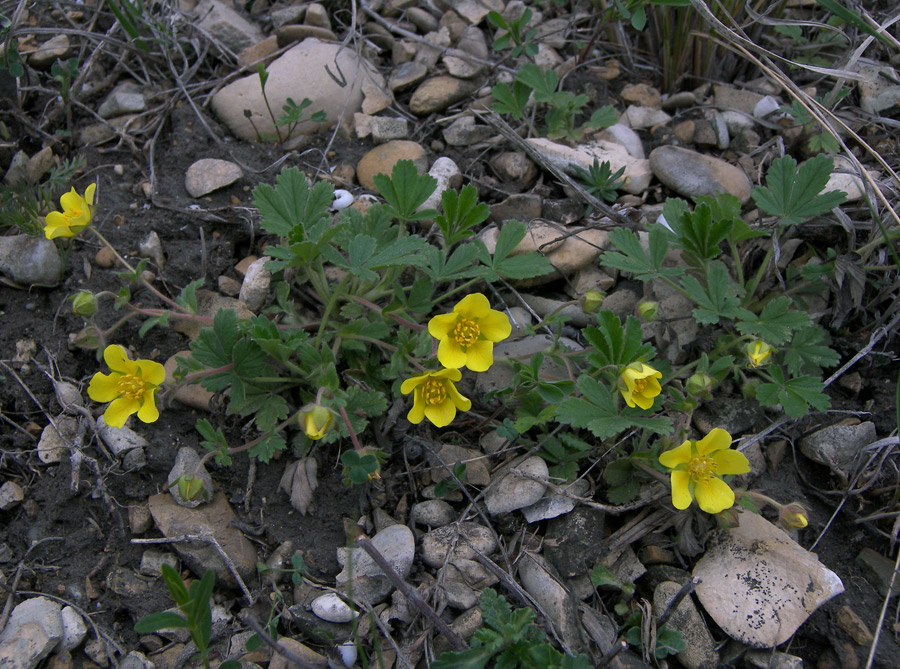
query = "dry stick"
xmin=864 ymin=545 xmax=900 ymax=669
xmin=0 ymin=538 xmax=64 ymax=631
xmin=509 ymin=468 xmax=669 ymax=514
xmin=240 ymin=614 xmax=321 ymax=669
xmin=355 ymin=537 xmax=468 ymax=652
xmin=354 ymin=597 xmax=416 ymax=669
xmin=131 ymin=534 xmax=254 ymax=606
xmin=656 ymin=577 xmax=700 ymax=628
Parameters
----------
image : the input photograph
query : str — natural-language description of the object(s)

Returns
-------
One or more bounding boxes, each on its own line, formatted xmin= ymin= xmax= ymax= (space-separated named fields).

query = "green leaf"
xmin=602 ymin=227 xmax=682 ymax=281
xmin=672 ymin=202 xmax=731 ymax=266
xmin=479 ymin=222 xmax=554 ymax=280
xmin=556 ymin=375 xmax=672 ymax=439
xmin=783 ymin=325 xmax=840 ymax=376
xmin=175 ymin=278 xmax=204 ymax=313
xmin=816 ymin=0 xmax=896 ymax=47
xmin=188 ymin=569 xmax=216 ymax=649
xmin=435 ymin=184 xmax=490 ymax=248
xmin=586 ymin=105 xmax=618 ymax=129
xmin=491 ymin=80 xmax=531 ymax=120
xmin=192 ymin=309 xmax=238 ymax=368
xmin=133 ymin=611 xmax=189 ymax=634
xmin=255 ymin=394 xmax=289 ymax=433
xmin=736 ymin=296 xmax=811 ymax=345
xmin=253 ymin=167 xmax=333 ymax=238
xmin=755 ymin=366 xmax=830 ymax=417
xmin=516 ymin=64 xmax=558 ymax=100
xmin=248 ymin=433 xmax=286 ymax=463
xmin=583 ymin=310 xmax=654 ymax=368
xmin=422 ymin=244 xmax=491 ymax=283
xmin=160 ymin=563 xmax=189 ymax=607
xmin=372 ymin=160 xmax=438 ymax=222
xmin=431 ymin=647 xmax=497 ymax=669
xmin=751 ymin=155 xmax=847 ymax=226
xmin=680 ymin=261 xmax=743 ymax=325
xmin=655 ymin=626 xmax=686 ymax=658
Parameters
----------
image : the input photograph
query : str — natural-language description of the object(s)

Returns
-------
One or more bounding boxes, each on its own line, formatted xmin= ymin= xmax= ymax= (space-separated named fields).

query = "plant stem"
xmin=338 ymin=404 xmax=364 ymax=453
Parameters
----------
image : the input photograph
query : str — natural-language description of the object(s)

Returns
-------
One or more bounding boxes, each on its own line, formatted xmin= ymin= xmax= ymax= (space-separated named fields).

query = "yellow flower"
xmin=87 ymin=344 xmax=165 ymax=428
xmin=44 ymin=184 xmax=97 ymax=239
xmin=428 ymin=293 xmax=511 ymax=372
xmin=658 ymin=428 xmax=750 ymax=514
xmin=618 ymin=363 xmax=663 ymax=410
xmin=400 ymin=368 xmax=471 ymax=428
xmin=746 ymin=340 xmax=773 ymax=368
xmin=300 ymin=404 xmax=333 ymax=440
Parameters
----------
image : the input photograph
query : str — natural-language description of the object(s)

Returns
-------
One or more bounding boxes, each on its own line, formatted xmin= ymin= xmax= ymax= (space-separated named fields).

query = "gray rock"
xmin=753 ymin=94 xmax=781 ymax=119
xmin=534 ymin=17 xmax=569 ymax=49
xmin=0 ymin=481 xmax=24 ymax=511
xmin=421 ymin=522 xmax=497 ymax=568
xmin=518 ymin=553 xmax=583 ymax=652
xmin=653 ymin=581 xmax=718 ymax=669
xmin=694 ymin=511 xmax=843 ymax=648
xmin=388 ymin=61 xmax=428 ymax=93
xmin=27 ymin=35 xmax=69 ymax=69
xmin=799 ymin=421 xmax=876 ymax=477
xmin=692 ymin=399 xmax=765 ymax=438
xmin=441 ymin=0 xmax=504 ymax=24
xmin=442 ymin=115 xmax=494 ymax=146
xmin=370 ymin=116 xmax=409 ymax=143
xmin=623 ymin=105 xmax=672 ymax=129
xmin=25 ymin=146 xmax=56 ymax=184
xmin=661 ymin=91 xmax=697 ymax=110
xmin=167 ymin=447 xmax=213 ymax=507
xmin=419 ymin=156 xmax=461 ymax=214
xmin=98 ymin=83 xmax=146 ymax=119
xmin=745 ymin=650 xmax=804 ymax=669
xmin=194 ymin=0 xmax=264 ymax=53
xmin=36 ymin=417 xmax=75 ymax=464
xmin=475 ymin=334 xmax=578 ymax=395
xmin=58 ymin=606 xmax=87 ymax=652
xmin=855 ymin=61 xmax=900 ymax=113
xmin=311 ymin=593 xmax=358 ymax=623
xmin=238 ymin=256 xmax=272 ymax=312
xmin=713 ymin=84 xmax=767 ymax=115
xmin=825 ymin=155 xmax=875 ymax=202
xmin=543 ymin=506 xmax=606 ymax=578
xmin=138 ymin=230 xmax=164 ymax=267
xmin=443 ymin=26 xmax=487 ymax=79
xmin=0 ymin=596 xmax=63 ymax=669
xmin=139 ymin=548 xmax=179 ymax=577
xmin=489 ymin=193 xmax=542 ymax=224
xmin=118 ymin=651 xmax=154 ymax=669
xmin=3 ymin=150 xmax=28 ymax=187
xmin=212 ymin=39 xmax=381 ymax=142
xmin=185 ymin=158 xmax=243 ymax=198
xmin=0 ymin=235 xmax=62 ymax=286
xmin=97 ymin=417 xmax=149 ymax=470
xmin=523 ymin=479 xmax=590 ymax=523
xmin=597 ymin=123 xmax=645 ymax=159
xmin=485 ymin=456 xmax=548 ymax=515
xmin=649 ymin=145 xmax=752 ymax=203
xmin=520 ymin=294 xmax=592 ymax=328
xmin=414 ymin=28 xmax=451 ymax=70
xmin=490 ymin=152 xmax=538 ymax=186
xmin=442 ymin=559 xmax=498 ymax=609
xmin=336 ymin=524 xmax=415 ymax=604
xmin=407 ymin=7 xmax=439 ymax=33
xmin=411 ymin=499 xmax=455 ymax=527
xmin=429 ymin=444 xmax=490 ymax=486
xmin=269 ymin=4 xmax=306 ymax=29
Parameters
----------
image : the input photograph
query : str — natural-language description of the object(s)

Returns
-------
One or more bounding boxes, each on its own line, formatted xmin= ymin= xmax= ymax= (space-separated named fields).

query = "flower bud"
xmin=779 ymin=502 xmax=808 ymax=529
xmin=67 ymin=325 xmax=104 ymax=351
xmin=581 ymin=290 xmax=605 ymax=314
xmin=687 ymin=372 xmax=714 ymax=399
xmin=72 ymin=291 xmax=98 ymax=316
xmin=175 ymin=475 xmax=206 ymax=502
xmin=300 ymin=404 xmax=334 ymax=441
xmin=745 ymin=340 xmax=774 ymax=368
xmin=637 ymin=300 xmax=658 ymax=321
xmin=716 ymin=506 xmax=741 ymax=529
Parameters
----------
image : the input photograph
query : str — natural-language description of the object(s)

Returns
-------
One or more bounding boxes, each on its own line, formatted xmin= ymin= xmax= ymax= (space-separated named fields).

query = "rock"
xmin=753 ymin=95 xmax=782 ymax=119
xmin=409 ymin=76 xmax=479 ymax=116
xmin=407 ymin=7 xmax=439 ymax=33
xmin=211 ymin=39 xmax=381 ymax=142
xmin=442 ymin=559 xmax=498 ymax=609
xmin=523 ymin=479 xmax=590 ymax=523
xmin=485 ymin=456 xmax=548 ymax=515
xmin=623 ymin=105 xmax=672 ymax=129
xmin=335 ymin=524 xmax=415 ymax=604
xmin=442 ymin=115 xmax=494 ymax=145
xmin=269 ymin=5 xmax=306 ymax=29
xmin=238 ymin=256 xmax=272 ymax=312
xmin=236 ymin=35 xmax=280 ymax=68
xmin=369 ymin=116 xmax=409 ymax=143
xmin=520 ymin=294 xmax=592 ymax=328
xmin=443 ymin=26 xmax=488 ymax=78
xmin=167 ymin=447 xmax=214 ymax=507
xmin=148 ymin=491 xmax=258 ymax=586
xmin=745 ymin=650 xmax=804 ymax=669
xmin=94 ymin=247 xmax=116 ymax=269
xmin=693 ymin=511 xmax=843 ymax=648
xmin=0 ymin=481 xmax=23 ymax=510
xmin=526 ymin=137 xmax=652 ymax=195
xmin=3 ymin=150 xmax=28 ymax=187
xmin=511 ymin=219 xmax=568 ymax=255
xmin=489 ymin=193 xmax=542 ymax=224
xmin=411 ymin=500 xmax=455 ymax=527
xmin=25 ymin=146 xmax=56 ymax=184
xmin=98 ymin=82 xmax=146 ymax=119
xmin=106 ymin=566 xmax=150 ymax=598
xmin=268 ymin=637 xmax=328 ymax=669
xmin=117 ymin=652 xmax=154 ymax=669
xmin=825 ymin=155 xmax=877 ymax=202
xmin=662 ymin=91 xmax=697 ymax=110
xmin=139 ymin=548 xmax=178 ymax=577
xmin=713 ymin=84 xmax=766 ymax=115
xmin=518 ymin=553 xmax=583 ymax=652
xmin=834 ymin=605 xmax=873 ymax=645
xmin=543 ymin=506 xmax=606 ymax=578
xmin=597 ymin=123 xmax=645 ymax=159
xmin=305 ymin=3 xmax=330 ymax=30
xmin=184 ymin=159 xmax=243 ymax=198
xmin=421 ymin=522 xmax=497 ymax=568
xmin=96 ymin=417 xmax=149 ymax=470
xmin=311 ymin=593 xmax=358 ymax=623
xmin=649 ymin=145 xmax=752 ymax=203
xmin=0 ymin=235 xmax=62 ymax=286
xmin=621 ymin=83 xmax=661 ymax=108
xmin=541 ymin=198 xmax=584 ymax=225
xmin=855 ymin=61 xmax=900 ymax=114
xmin=430 ymin=444 xmax=490 ymax=486
xmin=490 ymin=152 xmax=538 ymax=185
xmin=388 ymin=61 xmax=428 ymax=92
xmin=534 ymin=17 xmax=569 ymax=49
xmin=194 ymin=0 xmax=264 ymax=53
xmin=442 ymin=0 xmax=504 ymax=24
xmin=419 ymin=156 xmax=461 ymax=213
xmin=475 ymin=334 xmax=578 ymax=395
xmin=356 ymin=140 xmax=428 ymax=190
xmin=163 ymin=352 xmax=214 ymax=411
xmin=27 ymin=35 xmax=69 ymax=68
xmin=798 ymin=421 xmax=876 ymax=477
xmin=217 ymin=275 xmax=242 ymax=297
xmin=855 ymin=547 xmax=900 ymax=597
xmin=172 ymin=289 xmax=255 ymax=339
xmin=534 ymin=226 xmax=610 ymax=284
xmin=692 ymin=398 xmax=765 ymax=438
xmin=414 ymin=28 xmax=451 ymax=70
xmin=36 ymin=417 xmax=76 ymax=464
xmin=0 ymin=596 xmax=63 ymax=669
xmin=77 ymin=114 xmax=144 ymax=146
xmin=138 ymin=230 xmax=164 ymax=268
xmin=653 ymin=581 xmax=718 ymax=669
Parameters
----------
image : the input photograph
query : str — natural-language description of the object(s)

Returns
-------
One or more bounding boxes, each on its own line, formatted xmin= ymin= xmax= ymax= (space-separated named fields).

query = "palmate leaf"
xmin=782 ymin=325 xmax=840 ymax=376
xmin=602 ymin=226 xmax=681 ymax=281
xmin=755 ymin=366 xmax=830 ymax=418
xmin=751 ymin=154 xmax=846 ymax=227
xmin=253 ymin=167 xmax=333 ymax=238
xmin=735 ymin=296 xmax=811 ymax=345
xmin=583 ymin=310 xmax=654 ymax=368
xmin=556 ymin=375 xmax=672 ymax=439
xmin=491 ymin=80 xmax=531 ymax=119
xmin=372 ymin=160 xmax=438 ymax=222
xmin=672 ymin=202 xmax=731 ymax=265
xmin=474 ymin=221 xmax=554 ymax=280
xmin=680 ymin=261 xmax=743 ymax=325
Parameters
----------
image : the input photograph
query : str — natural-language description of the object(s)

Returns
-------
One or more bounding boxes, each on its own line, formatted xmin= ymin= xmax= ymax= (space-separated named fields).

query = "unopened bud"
xmin=300 ymin=403 xmax=334 ymax=441
xmin=175 ymin=475 xmax=206 ymax=502
xmin=637 ymin=300 xmax=659 ymax=321
xmin=780 ymin=502 xmax=808 ymax=529
xmin=581 ymin=290 xmax=605 ymax=314
xmin=716 ymin=506 xmax=741 ymax=528
xmin=687 ymin=372 xmax=714 ymax=399
xmin=72 ymin=291 xmax=98 ymax=316
xmin=67 ymin=325 xmax=104 ymax=351
xmin=746 ymin=340 xmax=774 ymax=368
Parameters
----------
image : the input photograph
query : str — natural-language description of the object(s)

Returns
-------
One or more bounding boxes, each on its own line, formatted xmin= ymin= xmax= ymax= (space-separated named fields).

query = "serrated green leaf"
xmin=680 ymin=261 xmax=743 ymax=325
xmin=175 ymin=278 xmax=204 ymax=312
xmin=491 ymin=80 xmax=531 ymax=120
xmin=255 ymin=394 xmax=289 ymax=432
xmin=736 ymin=296 xmax=811 ymax=345
xmin=673 ymin=202 xmax=732 ymax=265
xmin=783 ymin=325 xmax=840 ymax=376
xmin=372 ymin=160 xmax=438 ymax=223
xmin=556 ymin=375 xmax=672 ymax=439
xmin=751 ymin=155 xmax=847 ymax=226
xmin=516 ymin=63 xmax=557 ymax=100
xmin=586 ymin=105 xmax=618 ymax=129
xmin=583 ymin=310 xmax=654 ymax=368
xmin=755 ymin=366 xmax=830 ymax=417
xmin=248 ymin=433 xmax=286 ymax=463
xmin=253 ymin=167 xmax=333 ymax=238
xmin=602 ymin=227 xmax=682 ymax=281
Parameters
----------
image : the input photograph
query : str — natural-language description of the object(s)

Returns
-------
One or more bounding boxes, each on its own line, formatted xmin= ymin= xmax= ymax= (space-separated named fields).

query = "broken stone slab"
xmin=526 ymin=137 xmax=652 ymax=195
xmin=518 ymin=552 xmax=584 ymax=653
xmin=0 ymin=596 xmax=63 ymax=669
xmin=798 ymin=420 xmax=876 ymax=478
xmin=653 ymin=581 xmax=719 ymax=669
xmin=184 ymin=158 xmax=243 ymax=198
xmin=193 ymin=0 xmax=264 ymax=54
xmin=693 ymin=511 xmax=843 ymax=648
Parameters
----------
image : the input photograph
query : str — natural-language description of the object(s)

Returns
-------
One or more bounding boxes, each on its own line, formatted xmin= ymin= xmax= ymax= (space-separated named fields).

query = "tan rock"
xmin=27 ymin=35 xmax=69 ymax=68
xmin=269 ymin=637 xmax=328 ymax=668
xmin=163 ymin=352 xmax=214 ymax=411
xmin=24 ymin=147 xmax=56 ymax=185
xmin=236 ymin=35 xmax=279 ymax=69
xmin=526 ymin=137 xmax=652 ymax=195
xmin=429 ymin=444 xmax=490 ymax=486
xmin=185 ymin=159 xmax=243 ymax=198
xmin=356 ymin=140 xmax=428 ymax=190
xmin=649 ymin=145 xmax=752 ymax=203
xmin=409 ymin=76 xmax=479 ymax=116
xmin=621 ymin=83 xmax=661 ymax=108
xmin=172 ymin=289 xmax=255 ymax=339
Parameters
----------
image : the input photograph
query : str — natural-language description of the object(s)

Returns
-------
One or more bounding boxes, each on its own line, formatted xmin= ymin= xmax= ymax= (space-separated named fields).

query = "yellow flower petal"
xmin=446 ymin=381 xmax=472 ymax=411
xmin=670 ymin=470 xmax=692 ymax=510
xmin=463 ymin=339 xmax=494 ymax=372
xmin=659 ymin=440 xmax=693 ymax=469
xmin=455 ymin=292 xmax=490 ymax=318
xmin=136 ymin=359 xmax=166 ymax=386
xmin=477 ymin=309 xmax=512 ymax=341
xmin=693 ymin=475 xmax=736 ymax=514
xmin=104 ymin=397 xmax=139 ymax=428
xmin=137 ymin=392 xmax=160 ymax=423
xmin=84 ymin=183 xmax=97 ymax=207
xmin=428 ymin=312 xmax=459 ymax=340
xmin=59 ymin=188 xmax=83 ymax=213
xmin=434 ymin=367 xmax=462 ymax=382
xmin=104 ymin=345 xmax=135 ymax=374
xmin=425 ymin=399 xmax=456 ymax=427
xmin=407 ymin=395 xmax=426 ymax=424
xmin=711 ymin=448 xmax=750 ymax=476
xmin=631 ymin=388 xmax=655 ymax=410
xmin=695 ymin=428 xmax=732 ymax=456
xmin=87 ymin=372 xmax=121 ymax=403
xmin=400 ymin=375 xmax=423 ymax=395
xmin=437 ymin=336 xmax=467 ymax=370
xmin=44 ymin=211 xmax=74 ymax=239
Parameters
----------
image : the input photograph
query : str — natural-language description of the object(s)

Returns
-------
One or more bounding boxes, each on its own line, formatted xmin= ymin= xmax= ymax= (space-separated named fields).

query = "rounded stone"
xmin=485 ymin=456 xmax=549 ymax=515
xmin=185 ymin=159 xmax=243 ymax=198
xmin=311 ymin=593 xmax=358 ymax=624
xmin=421 ymin=522 xmax=497 ymax=568
xmin=649 ymin=145 xmax=752 ymax=204
xmin=356 ymin=140 xmax=428 ymax=191
xmin=410 ymin=499 xmax=455 ymax=527
xmin=409 ymin=76 xmax=478 ymax=116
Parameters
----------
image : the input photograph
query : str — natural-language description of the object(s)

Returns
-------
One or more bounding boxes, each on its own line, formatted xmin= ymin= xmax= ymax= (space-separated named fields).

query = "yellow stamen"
xmin=116 ymin=374 xmax=146 ymax=400
xmin=451 ymin=318 xmax=480 ymax=349
xmin=633 ymin=378 xmax=647 ymax=393
xmin=687 ymin=456 xmax=716 ymax=483
xmin=423 ymin=379 xmax=447 ymax=406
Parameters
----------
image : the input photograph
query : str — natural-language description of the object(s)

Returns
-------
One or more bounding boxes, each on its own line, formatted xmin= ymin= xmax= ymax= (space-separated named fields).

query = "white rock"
xmin=752 ymin=95 xmax=781 ymax=119
xmin=623 ymin=104 xmax=672 ymax=129
xmin=0 ymin=481 xmax=24 ymax=511
xmin=649 ymin=145 xmax=752 ymax=203
xmin=311 ymin=593 xmax=358 ymax=623
xmin=824 ymin=155 xmax=879 ymax=203
xmin=97 ymin=417 xmax=149 ymax=457
xmin=0 ymin=597 xmax=63 ymax=668
xmin=58 ymin=606 xmax=87 ymax=652
xmin=518 ymin=553 xmax=582 ymax=652
xmin=523 ymin=479 xmax=590 ymax=523
xmin=485 ymin=456 xmax=549 ymax=515
xmin=421 ymin=522 xmax=497 ymax=568
xmin=138 ymin=230 xmax=164 ymax=267
xmin=184 ymin=158 xmax=243 ymax=198
xmin=855 ymin=61 xmax=900 ymax=114
xmin=526 ymin=137 xmax=651 ymax=195
xmin=419 ymin=156 xmax=461 ymax=213
xmin=239 ymin=256 xmax=272 ymax=312
xmin=337 ymin=640 xmax=357 ymax=667
xmin=36 ymin=417 xmax=76 ymax=464
xmin=336 ymin=524 xmax=415 ymax=604
xmin=798 ymin=420 xmax=876 ymax=476
xmin=0 ymin=235 xmax=62 ymax=287
xmin=694 ymin=511 xmax=844 ymax=648
xmin=597 ymin=123 xmax=644 ymax=159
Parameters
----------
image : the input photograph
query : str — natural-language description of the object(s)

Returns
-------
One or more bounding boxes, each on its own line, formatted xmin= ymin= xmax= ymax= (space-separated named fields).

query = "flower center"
xmin=632 ymin=378 xmax=647 ymax=393
xmin=422 ymin=379 xmax=447 ymax=406
xmin=451 ymin=318 xmax=480 ymax=349
xmin=687 ymin=456 xmax=717 ymax=483
xmin=116 ymin=374 xmax=147 ymax=400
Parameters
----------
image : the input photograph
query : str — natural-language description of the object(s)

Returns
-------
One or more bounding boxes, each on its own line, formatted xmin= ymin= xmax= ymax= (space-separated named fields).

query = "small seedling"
xmin=573 ymin=158 xmax=626 ymax=204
